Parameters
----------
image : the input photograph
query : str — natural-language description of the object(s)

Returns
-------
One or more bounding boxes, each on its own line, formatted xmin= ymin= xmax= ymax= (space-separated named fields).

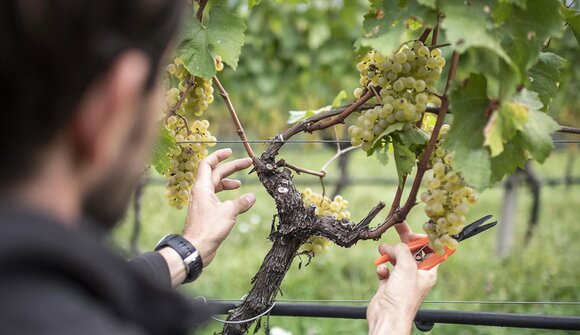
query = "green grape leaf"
xmin=502 ymin=0 xmax=562 ymax=42
xmin=248 ymin=0 xmax=261 ymax=8
xmin=440 ymin=0 xmax=513 ymax=67
xmin=331 ymin=90 xmax=348 ymax=107
xmin=417 ymin=0 xmax=436 ymax=9
xmin=489 ymin=135 xmax=528 ymax=184
xmin=371 ymin=122 xmax=406 ymax=147
xmin=483 ymin=89 xmax=538 ymax=157
xmin=504 ymin=0 xmax=528 ymax=9
xmin=397 ymin=126 xmax=429 ymax=146
xmin=562 ymin=5 xmax=580 ymax=45
xmin=176 ymin=18 xmax=214 ymax=79
xmin=176 ymin=5 xmax=246 ymax=78
xmin=287 ymin=90 xmax=347 ymax=124
xmin=375 ymin=137 xmax=391 ymax=166
xmin=207 ymin=6 xmax=247 ymax=69
xmin=273 ymin=0 xmax=310 ymax=3
xmin=444 ymin=73 xmax=492 ymax=191
xmin=495 ymin=0 xmax=562 ymax=98
xmin=151 ymin=125 xmax=177 ymax=175
xmin=520 ymin=110 xmax=559 ymax=163
xmin=392 ymin=136 xmax=416 ymax=186
xmin=528 ymin=52 xmax=565 ymax=110
xmin=482 ymin=113 xmax=502 ymax=157
xmin=493 ymin=2 xmax=513 ymax=25
xmin=359 ymin=0 xmax=437 ymax=57
xmin=287 ymin=110 xmax=316 ymax=124
xmin=396 ymin=125 xmax=429 ymax=160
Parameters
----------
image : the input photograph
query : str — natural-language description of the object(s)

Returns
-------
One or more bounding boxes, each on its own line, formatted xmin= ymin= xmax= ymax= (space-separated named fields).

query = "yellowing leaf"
xmin=484 ymin=87 xmax=543 ymax=157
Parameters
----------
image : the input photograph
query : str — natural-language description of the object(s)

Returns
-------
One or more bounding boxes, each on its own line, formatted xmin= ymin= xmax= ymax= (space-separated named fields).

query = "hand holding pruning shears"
xmin=375 ymin=215 xmax=497 ymax=270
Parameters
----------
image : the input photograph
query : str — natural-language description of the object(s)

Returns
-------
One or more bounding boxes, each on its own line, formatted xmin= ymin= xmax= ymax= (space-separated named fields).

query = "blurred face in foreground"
xmin=81 ymin=53 xmax=166 ymax=228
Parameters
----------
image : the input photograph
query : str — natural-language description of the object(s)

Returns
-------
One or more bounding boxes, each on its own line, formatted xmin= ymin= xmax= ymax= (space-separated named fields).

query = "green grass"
xmin=114 ymin=145 xmax=580 ymax=335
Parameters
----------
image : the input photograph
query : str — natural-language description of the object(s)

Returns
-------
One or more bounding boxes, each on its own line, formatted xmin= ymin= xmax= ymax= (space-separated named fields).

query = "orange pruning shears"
xmin=374 ymin=215 xmax=497 ymax=270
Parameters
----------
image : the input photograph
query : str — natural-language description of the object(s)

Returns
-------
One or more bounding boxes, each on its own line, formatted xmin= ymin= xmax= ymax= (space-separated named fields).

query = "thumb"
xmin=228 ymin=193 xmax=256 ymax=215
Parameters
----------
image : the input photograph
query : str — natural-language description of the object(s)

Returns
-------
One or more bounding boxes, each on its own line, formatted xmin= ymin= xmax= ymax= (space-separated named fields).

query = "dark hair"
xmin=0 ymin=0 xmax=183 ymax=187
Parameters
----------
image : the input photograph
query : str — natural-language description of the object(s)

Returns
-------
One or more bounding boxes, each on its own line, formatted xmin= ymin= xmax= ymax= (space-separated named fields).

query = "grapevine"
xmin=420 ymin=124 xmax=479 ymax=255
xmin=145 ymin=2 xmax=577 ymax=333
xmin=299 ymin=188 xmax=351 ymax=254
xmin=163 ymin=57 xmax=219 ymax=208
xmin=348 ymin=41 xmax=445 ymax=151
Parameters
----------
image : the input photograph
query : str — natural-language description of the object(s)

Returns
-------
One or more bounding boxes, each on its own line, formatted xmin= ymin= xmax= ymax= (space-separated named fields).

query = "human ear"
xmin=69 ymin=51 xmax=150 ymax=180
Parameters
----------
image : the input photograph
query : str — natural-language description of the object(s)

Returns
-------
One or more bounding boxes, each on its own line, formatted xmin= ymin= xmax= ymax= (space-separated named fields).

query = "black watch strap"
xmin=155 ymin=234 xmax=203 ymax=284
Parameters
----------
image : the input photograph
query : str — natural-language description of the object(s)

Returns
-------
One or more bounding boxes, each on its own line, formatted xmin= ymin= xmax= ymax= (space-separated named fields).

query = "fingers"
xmin=212 ymin=158 xmax=253 ymax=191
xmin=387 ymin=243 xmax=416 ymax=271
xmin=196 ymin=148 xmax=233 ymax=189
xmin=395 ymin=221 xmax=426 ymax=243
xmin=395 ymin=221 xmax=414 ymax=242
xmin=216 ymin=179 xmax=242 ymax=192
xmin=376 ymin=264 xmax=390 ymax=281
xmin=378 ymin=243 xmax=389 ymax=255
xmin=224 ymin=193 xmax=256 ymax=216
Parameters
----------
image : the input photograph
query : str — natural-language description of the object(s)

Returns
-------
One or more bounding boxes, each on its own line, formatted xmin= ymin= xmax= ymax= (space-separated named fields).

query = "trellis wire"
xmin=203 ymin=298 xmax=580 ymax=306
xmin=194 ymin=296 xmax=276 ymax=324
xmin=191 ymin=296 xmax=580 ymax=331
xmin=204 ymin=301 xmax=580 ymax=331
xmin=176 ymin=139 xmax=580 ymax=144
xmin=143 ymin=175 xmax=580 ymax=187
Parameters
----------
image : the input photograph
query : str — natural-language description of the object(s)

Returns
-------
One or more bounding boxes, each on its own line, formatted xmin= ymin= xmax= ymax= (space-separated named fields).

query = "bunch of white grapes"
xmin=349 ymin=41 xmax=445 ymax=151
xmin=164 ymin=118 xmax=216 ymax=209
xmin=420 ymin=125 xmax=479 ymax=255
xmin=163 ymin=56 xmax=218 ymax=209
xmin=299 ymin=188 xmax=351 ymax=254
xmin=165 ymin=58 xmax=215 ymax=117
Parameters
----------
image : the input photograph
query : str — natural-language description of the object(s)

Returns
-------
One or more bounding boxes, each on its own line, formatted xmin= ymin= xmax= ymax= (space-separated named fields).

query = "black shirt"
xmin=0 ymin=202 xmax=209 ymax=334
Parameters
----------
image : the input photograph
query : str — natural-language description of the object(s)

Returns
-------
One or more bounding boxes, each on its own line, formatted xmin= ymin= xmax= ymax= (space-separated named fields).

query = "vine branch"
xmin=357 ymin=51 xmax=460 ymax=242
xmin=419 ymin=28 xmax=433 ymax=43
xmin=558 ymin=125 xmax=580 ymax=135
xmin=276 ymin=159 xmax=327 ymax=178
xmin=320 ymin=145 xmax=361 ymax=173
xmin=212 ymin=76 xmax=255 ymax=159
xmin=196 ymin=0 xmax=208 ymax=22
xmin=431 ymin=14 xmax=441 ymax=46
xmin=164 ymin=76 xmax=196 ymax=121
xmin=387 ymin=177 xmax=406 ymax=219
xmin=262 ymin=103 xmax=375 ymax=159
xmin=306 ymin=89 xmax=375 ymax=132
xmin=398 ymin=51 xmax=459 ymax=220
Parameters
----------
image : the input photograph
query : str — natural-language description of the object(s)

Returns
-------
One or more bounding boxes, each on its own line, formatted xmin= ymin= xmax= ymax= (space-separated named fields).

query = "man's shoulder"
xmin=0 ymin=273 xmax=147 ymax=335
xmin=0 ymin=204 xmax=209 ymax=335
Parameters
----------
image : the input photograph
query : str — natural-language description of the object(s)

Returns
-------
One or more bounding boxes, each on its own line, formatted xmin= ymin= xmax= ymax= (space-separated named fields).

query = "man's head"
xmin=0 ymin=0 xmax=183 ymax=225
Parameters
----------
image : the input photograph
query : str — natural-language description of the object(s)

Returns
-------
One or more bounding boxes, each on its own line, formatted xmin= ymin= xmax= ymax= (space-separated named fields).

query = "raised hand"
xmin=183 ymin=148 xmax=256 ymax=267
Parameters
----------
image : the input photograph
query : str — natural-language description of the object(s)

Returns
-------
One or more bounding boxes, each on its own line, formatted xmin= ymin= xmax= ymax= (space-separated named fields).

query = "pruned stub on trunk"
xmin=256 ymin=156 xmax=319 ymax=239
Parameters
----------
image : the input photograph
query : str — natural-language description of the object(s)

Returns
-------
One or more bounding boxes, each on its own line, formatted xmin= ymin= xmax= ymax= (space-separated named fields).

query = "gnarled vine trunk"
xmin=220 ymin=237 xmax=304 ymax=334
xmin=219 ymin=151 xmax=387 ymax=334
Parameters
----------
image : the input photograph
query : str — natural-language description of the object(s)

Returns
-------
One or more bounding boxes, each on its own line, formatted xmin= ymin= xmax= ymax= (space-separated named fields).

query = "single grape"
xmin=394 ymin=52 xmax=407 ymax=64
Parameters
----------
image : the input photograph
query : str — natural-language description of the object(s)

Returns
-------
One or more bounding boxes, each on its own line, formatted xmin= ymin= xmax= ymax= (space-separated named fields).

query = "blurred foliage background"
xmin=206 ymin=0 xmax=579 ymax=140
xmin=206 ymin=0 xmax=367 ymax=139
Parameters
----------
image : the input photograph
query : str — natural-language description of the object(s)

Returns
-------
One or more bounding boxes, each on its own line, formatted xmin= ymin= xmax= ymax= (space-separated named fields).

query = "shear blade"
xmin=454 ymin=215 xmax=497 ymax=242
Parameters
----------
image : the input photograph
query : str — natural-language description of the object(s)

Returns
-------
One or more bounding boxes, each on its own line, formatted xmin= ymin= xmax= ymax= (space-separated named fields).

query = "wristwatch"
xmin=155 ymin=234 xmax=203 ymax=283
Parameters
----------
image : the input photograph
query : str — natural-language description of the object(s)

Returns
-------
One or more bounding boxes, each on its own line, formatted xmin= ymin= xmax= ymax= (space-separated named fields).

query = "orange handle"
xmin=373 ymin=237 xmax=456 ymax=270
xmin=373 ymin=237 xmax=430 ymax=266
xmin=417 ymin=247 xmax=456 ymax=270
